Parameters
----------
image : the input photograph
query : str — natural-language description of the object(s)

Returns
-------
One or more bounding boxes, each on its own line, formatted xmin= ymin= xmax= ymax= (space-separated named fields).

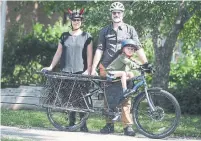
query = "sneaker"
xmin=69 ymin=122 xmax=75 ymax=126
xmin=100 ymin=123 xmax=114 ymax=134
xmin=112 ymin=114 xmax=121 ymax=122
xmin=124 ymin=125 xmax=136 ymax=136
xmin=80 ymin=125 xmax=88 ymax=132
xmin=106 ymin=74 xmax=116 ymax=82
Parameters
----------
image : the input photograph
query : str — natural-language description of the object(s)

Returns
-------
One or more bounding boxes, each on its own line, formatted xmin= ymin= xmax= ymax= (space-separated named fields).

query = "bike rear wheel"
xmin=46 ymin=95 xmax=92 ymax=132
xmin=47 ymin=107 xmax=89 ymax=131
xmin=133 ymin=88 xmax=181 ymax=139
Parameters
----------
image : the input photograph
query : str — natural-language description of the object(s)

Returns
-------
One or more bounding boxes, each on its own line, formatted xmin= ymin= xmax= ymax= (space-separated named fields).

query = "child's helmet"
xmin=121 ymin=39 xmax=139 ymax=49
xmin=109 ymin=2 xmax=125 ymax=12
xmin=68 ymin=8 xmax=84 ymax=20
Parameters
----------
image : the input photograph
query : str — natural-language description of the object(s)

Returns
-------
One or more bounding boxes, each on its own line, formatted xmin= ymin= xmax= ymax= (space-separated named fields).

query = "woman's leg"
xmin=69 ymin=112 xmax=76 ymax=126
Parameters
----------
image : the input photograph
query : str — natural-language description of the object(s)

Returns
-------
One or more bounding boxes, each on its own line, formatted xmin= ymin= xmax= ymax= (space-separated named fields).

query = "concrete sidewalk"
xmin=0 ymin=126 xmax=199 ymax=141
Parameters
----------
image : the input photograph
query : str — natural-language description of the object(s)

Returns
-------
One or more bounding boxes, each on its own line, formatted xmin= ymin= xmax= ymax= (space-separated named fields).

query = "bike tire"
xmin=132 ymin=88 xmax=181 ymax=139
xmin=46 ymin=96 xmax=92 ymax=132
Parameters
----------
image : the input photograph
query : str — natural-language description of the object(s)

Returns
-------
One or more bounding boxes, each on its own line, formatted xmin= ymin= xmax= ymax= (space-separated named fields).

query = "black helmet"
xmin=68 ymin=8 xmax=84 ymax=20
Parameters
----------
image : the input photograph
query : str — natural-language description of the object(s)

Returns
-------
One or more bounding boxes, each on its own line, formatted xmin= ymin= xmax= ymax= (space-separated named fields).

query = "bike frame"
xmin=85 ymin=71 xmax=156 ymax=114
xmin=40 ymin=69 xmax=156 ymax=114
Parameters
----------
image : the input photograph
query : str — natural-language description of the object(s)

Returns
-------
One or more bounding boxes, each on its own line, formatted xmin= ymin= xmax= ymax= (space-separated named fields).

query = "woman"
xmin=42 ymin=8 xmax=93 ymax=132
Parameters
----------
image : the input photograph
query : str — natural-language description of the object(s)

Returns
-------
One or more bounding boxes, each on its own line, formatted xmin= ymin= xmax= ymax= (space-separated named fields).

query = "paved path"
xmin=1 ymin=126 xmax=199 ymax=141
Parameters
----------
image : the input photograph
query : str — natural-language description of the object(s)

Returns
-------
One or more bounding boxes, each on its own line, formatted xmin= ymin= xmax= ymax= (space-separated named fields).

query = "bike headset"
xmin=109 ymin=2 xmax=125 ymax=12
xmin=68 ymin=8 xmax=84 ymax=31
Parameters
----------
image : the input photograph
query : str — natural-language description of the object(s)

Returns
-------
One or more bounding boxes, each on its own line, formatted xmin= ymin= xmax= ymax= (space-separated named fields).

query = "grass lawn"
xmin=1 ymin=109 xmax=201 ymax=138
xmin=1 ymin=138 xmax=31 ymax=141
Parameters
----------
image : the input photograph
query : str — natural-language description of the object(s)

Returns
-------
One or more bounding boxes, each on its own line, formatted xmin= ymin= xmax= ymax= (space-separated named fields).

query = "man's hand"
xmin=141 ymin=62 xmax=154 ymax=73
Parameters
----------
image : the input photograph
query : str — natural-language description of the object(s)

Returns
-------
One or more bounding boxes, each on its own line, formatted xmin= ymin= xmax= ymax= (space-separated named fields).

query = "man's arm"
xmin=91 ymin=28 xmax=106 ymax=75
xmin=135 ymin=48 xmax=148 ymax=64
xmin=130 ymin=26 xmax=148 ymax=64
xmin=91 ymin=49 xmax=103 ymax=73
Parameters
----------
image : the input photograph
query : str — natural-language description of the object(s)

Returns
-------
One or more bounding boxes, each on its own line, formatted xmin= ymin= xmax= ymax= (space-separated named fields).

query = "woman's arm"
xmin=87 ymin=41 xmax=93 ymax=74
xmin=42 ymin=43 xmax=62 ymax=71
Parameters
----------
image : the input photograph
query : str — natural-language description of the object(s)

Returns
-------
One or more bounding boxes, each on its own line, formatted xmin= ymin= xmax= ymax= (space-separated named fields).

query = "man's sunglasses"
xmin=112 ymin=11 xmax=122 ymax=15
xmin=72 ymin=19 xmax=81 ymax=22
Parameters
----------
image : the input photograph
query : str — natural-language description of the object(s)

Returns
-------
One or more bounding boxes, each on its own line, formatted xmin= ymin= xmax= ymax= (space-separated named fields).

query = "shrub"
xmin=169 ymin=49 xmax=201 ymax=114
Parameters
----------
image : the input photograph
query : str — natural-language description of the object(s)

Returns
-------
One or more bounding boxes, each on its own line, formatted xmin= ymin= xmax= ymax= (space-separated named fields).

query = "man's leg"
xmin=99 ymin=64 xmax=114 ymax=134
xmin=121 ymin=98 xmax=135 ymax=136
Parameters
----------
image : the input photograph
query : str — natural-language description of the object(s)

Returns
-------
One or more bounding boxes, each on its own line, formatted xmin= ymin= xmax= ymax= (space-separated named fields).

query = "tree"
xmin=123 ymin=1 xmax=201 ymax=89
xmin=3 ymin=1 xmax=201 ymax=88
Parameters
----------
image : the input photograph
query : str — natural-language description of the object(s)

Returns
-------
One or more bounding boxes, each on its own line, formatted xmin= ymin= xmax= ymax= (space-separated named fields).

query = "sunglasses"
xmin=112 ymin=11 xmax=122 ymax=15
xmin=125 ymin=45 xmax=138 ymax=51
xmin=72 ymin=19 xmax=81 ymax=22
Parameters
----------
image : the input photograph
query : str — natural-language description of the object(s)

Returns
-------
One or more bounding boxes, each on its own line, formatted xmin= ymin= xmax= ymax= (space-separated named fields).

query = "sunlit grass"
xmin=1 ymin=109 xmax=201 ymax=138
xmin=1 ymin=137 xmax=31 ymax=141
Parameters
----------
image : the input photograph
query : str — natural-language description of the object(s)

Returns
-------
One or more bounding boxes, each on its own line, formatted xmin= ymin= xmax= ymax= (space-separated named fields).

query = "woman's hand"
xmin=41 ymin=66 xmax=53 ymax=72
xmin=87 ymin=66 xmax=92 ymax=75
xmin=91 ymin=68 xmax=99 ymax=76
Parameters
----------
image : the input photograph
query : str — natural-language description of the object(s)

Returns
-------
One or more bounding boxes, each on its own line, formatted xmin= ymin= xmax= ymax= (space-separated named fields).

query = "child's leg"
xmin=108 ymin=71 xmax=127 ymax=92
xmin=126 ymin=72 xmax=134 ymax=79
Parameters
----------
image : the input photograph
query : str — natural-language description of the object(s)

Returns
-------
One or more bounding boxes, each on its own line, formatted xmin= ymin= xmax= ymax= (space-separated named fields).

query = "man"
xmin=91 ymin=2 xmax=148 ymax=136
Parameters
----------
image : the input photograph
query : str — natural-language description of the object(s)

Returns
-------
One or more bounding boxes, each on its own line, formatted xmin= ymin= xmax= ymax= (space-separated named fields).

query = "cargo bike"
xmin=39 ymin=65 xmax=181 ymax=139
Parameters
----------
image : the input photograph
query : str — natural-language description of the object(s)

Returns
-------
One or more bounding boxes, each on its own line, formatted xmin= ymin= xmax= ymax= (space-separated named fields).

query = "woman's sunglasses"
xmin=72 ymin=19 xmax=81 ymax=22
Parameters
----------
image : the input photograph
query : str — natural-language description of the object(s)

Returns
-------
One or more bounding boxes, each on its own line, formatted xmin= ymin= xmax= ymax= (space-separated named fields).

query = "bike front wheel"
xmin=132 ymin=88 xmax=181 ymax=139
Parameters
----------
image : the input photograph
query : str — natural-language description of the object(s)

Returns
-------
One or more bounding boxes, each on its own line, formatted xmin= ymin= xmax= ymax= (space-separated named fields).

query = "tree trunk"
xmin=151 ymin=2 xmax=194 ymax=89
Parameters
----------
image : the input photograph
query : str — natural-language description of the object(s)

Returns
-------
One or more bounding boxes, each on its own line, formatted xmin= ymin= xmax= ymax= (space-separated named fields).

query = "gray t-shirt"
xmin=59 ymin=32 xmax=92 ymax=73
xmin=97 ymin=23 xmax=141 ymax=68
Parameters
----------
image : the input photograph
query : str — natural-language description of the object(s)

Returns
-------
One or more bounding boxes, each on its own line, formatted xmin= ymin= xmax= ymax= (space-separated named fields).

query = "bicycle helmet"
xmin=68 ymin=8 xmax=84 ymax=20
xmin=110 ymin=2 xmax=125 ymax=12
xmin=121 ymin=39 xmax=139 ymax=49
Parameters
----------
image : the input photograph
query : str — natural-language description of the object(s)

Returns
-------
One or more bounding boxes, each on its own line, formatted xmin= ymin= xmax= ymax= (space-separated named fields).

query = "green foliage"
xmin=2 ymin=1 xmax=201 ymax=114
xmin=169 ymin=49 xmax=201 ymax=114
xmin=179 ymin=14 xmax=201 ymax=53
xmin=2 ymin=21 xmax=68 ymax=86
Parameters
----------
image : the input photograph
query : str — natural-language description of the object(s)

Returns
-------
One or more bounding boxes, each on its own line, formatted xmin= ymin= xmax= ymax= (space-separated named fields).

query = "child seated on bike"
xmin=105 ymin=39 xmax=140 ymax=95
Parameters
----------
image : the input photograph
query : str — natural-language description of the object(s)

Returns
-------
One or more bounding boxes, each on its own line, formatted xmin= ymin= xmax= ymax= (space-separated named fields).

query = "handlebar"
xmin=133 ymin=62 xmax=155 ymax=74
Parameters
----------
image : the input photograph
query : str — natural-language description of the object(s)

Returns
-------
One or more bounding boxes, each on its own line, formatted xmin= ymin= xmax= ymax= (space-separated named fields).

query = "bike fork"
xmin=144 ymin=87 xmax=156 ymax=111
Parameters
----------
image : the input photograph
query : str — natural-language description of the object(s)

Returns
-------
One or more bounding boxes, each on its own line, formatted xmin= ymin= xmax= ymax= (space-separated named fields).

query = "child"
xmin=105 ymin=39 xmax=140 ymax=121
xmin=106 ymin=39 xmax=140 ymax=95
